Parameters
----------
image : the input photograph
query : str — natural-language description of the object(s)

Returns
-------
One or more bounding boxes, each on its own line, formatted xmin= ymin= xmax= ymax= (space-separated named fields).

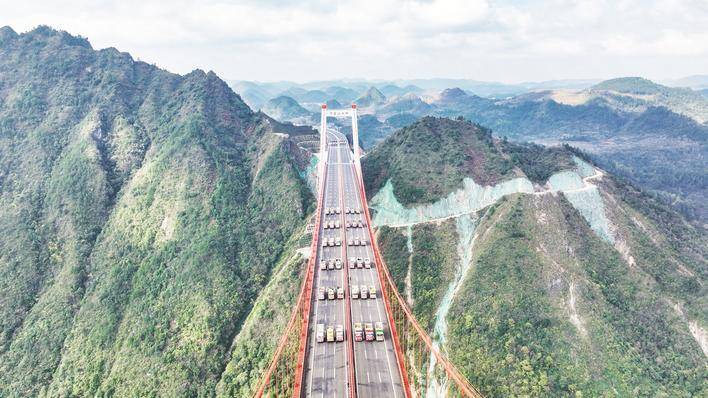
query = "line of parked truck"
xmin=350 ymin=284 xmax=376 ymax=299
xmin=323 ymin=220 xmax=341 ymax=229
xmin=316 ymin=322 xmax=385 ymax=343
xmin=321 ymin=236 xmax=341 ymax=247
xmin=354 ymin=322 xmax=384 ymax=342
xmin=316 ymin=323 xmax=344 ymax=343
xmin=347 ymin=237 xmax=367 ymax=246
xmin=320 ymin=258 xmax=343 ymax=270
xmin=325 ymin=207 xmax=362 ymax=216
xmin=318 ymin=286 xmax=345 ymax=300
xmin=348 ymin=257 xmax=373 ymax=269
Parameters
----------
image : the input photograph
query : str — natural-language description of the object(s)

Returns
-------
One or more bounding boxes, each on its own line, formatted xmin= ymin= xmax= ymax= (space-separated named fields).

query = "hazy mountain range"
xmin=240 ymin=77 xmax=708 ymax=225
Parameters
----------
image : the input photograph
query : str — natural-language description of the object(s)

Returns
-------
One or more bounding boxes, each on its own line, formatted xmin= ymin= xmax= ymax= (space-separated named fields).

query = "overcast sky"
xmin=1 ymin=0 xmax=707 ymax=83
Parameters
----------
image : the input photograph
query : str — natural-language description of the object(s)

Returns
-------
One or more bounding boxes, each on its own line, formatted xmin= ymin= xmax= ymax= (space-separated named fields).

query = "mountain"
xmin=668 ymin=75 xmax=708 ymax=90
xmin=355 ymin=86 xmax=386 ymax=108
xmin=325 ymin=98 xmax=342 ymax=109
xmin=377 ymin=93 xmax=434 ymax=118
xmin=262 ymin=95 xmax=313 ymax=124
xmin=425 ymin=81 xmax=708 ymax=224
xmin=364 ymin=117 xmax=707 ymax=397
xmin=228 ymin=80 xmax=299 ymax=110
xmin=378 ymin=84 xmax=424 ymax=97
xmin=0 ymin=26 xmax=314 ymax=397
xmin=299 ymin=89 xmax=329 ymax=103
xmin=590 ymin=77 xmax=708 ymax=123
xmin=323 ymin=86 xmax=358 ymax=104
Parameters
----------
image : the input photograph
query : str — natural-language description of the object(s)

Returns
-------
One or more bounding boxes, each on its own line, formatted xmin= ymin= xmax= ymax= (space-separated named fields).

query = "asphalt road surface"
xmin=303 ymin=126 xmax=404 ymax=397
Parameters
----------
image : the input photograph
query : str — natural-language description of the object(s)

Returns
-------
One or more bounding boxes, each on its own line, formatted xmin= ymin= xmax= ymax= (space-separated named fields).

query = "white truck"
xmin=336 ymin=325 xmax=344 ymax=342
xmin=375 ymin=322 xmax=384 ymax=341
xmin=317 ymin=323 xmax=325 ymax=343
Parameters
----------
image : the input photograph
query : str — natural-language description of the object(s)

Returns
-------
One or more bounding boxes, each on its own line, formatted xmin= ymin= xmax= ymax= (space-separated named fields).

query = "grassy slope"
xmin=0 ymin=27 xmax=312 ymax=397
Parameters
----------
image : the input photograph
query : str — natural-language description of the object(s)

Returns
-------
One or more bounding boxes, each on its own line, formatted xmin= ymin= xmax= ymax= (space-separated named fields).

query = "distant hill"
xmin=324 ymin=86 xmax=358 ymax=104
xmin=589 ymin=77 xmax=708 ymax=123
xmin=669 ymin=75 xmax=708 ymax=89
xmin=378 ymin=83 xmax=423 ymax=97
xmin=262 ymin=95 xmax=313 ymax=123
xmin=378 ymin=93 xmax=433 ymax=117
xmin=592 ymin=77 xmax=664 ymax=94
xmin=325 ymin=98 xmax=342 ymax=109
xmin=355 ymin=86 xmax=387 ymax=108
xmin=364 ymin=116 xmax=707 ymax=397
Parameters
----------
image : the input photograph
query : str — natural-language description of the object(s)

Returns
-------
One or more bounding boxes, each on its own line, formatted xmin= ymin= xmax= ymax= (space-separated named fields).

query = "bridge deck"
xmin=303 ymin=128 xmax=404 ymax=397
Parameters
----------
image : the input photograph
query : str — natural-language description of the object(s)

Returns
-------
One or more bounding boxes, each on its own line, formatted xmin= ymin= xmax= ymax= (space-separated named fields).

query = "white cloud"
xmin=0 ymin=0 xmax=706 ymax=82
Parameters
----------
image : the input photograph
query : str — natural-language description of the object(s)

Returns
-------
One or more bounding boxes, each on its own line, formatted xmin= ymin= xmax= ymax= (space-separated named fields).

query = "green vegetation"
xmin=216 ymin=231 xmax=308 ymax=397
xmin=377 ymin=226 xmax=410 ymax=295
xmin=0 ymin=26 xmax=311 ymax=397
xmin=363 ymin=116 xmax=577 ymax=206
xmin=366 ymin=116 xmax=706 ymax=397
xmin=443 ymin=194 xmax=706 ymax=397
xmin=378 ymin=222 xmax=458 ymax=331
xmin=429 ymin=79 xmax=708 ymax=223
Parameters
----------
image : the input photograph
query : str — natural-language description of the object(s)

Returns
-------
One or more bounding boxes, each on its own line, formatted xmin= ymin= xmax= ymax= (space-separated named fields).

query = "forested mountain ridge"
xmin=0 ymin=26 xmax=314 ymax=397
xmin=365 ymin=117 xmax=707 ymax=397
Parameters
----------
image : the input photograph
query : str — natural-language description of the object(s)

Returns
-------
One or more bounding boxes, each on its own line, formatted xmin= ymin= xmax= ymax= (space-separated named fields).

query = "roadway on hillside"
xmin=303 ymin=125 xmax=404 ymax=397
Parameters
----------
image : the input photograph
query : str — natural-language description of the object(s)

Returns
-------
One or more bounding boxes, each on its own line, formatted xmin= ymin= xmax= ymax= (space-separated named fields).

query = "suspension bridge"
xmin=254 ymin=104 xmax=483 ymax=398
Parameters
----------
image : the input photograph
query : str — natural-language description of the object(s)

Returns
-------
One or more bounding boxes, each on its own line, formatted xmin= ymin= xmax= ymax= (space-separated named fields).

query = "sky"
xmin=1 ymin=0 xmax=707 ymax=83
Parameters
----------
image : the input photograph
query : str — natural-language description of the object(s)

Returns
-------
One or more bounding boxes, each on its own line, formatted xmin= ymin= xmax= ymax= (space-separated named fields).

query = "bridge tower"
xmin=319 ymin=104 xmax=362 ymax=183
